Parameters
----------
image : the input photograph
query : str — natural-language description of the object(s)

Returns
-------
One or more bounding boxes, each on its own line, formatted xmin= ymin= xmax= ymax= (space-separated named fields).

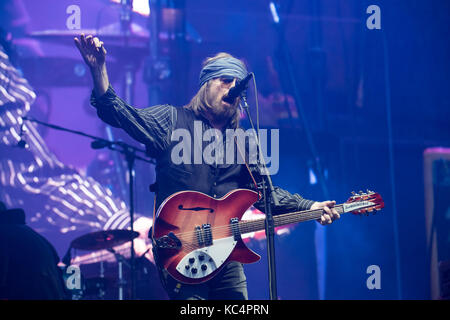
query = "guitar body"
xmin=153 ymin=189 xmax=261 ymax=284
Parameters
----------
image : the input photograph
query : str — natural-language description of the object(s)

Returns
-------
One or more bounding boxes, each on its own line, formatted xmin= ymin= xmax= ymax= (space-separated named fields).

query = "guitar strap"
xmin=234 ymin=135 xmax=262 ymax=200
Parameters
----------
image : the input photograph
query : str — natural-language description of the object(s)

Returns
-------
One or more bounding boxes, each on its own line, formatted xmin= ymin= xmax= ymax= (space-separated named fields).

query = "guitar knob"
xmin=201 ymin=264 xmax=207 ymax=271
xmin=191 ymin=268 xmax=198 ymax=274
xmin=198 ymin=254 xmax=205 ymax=261
xmin=185 ymin=265 xmax=190 ymax=270
xmin=189 ymin=257 xmax=195 ymax=264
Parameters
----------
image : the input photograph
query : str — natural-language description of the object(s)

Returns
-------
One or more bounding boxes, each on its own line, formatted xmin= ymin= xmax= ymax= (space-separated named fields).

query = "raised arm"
xmin=74 ymin=34 xmax=176 ymax=157
xmin=74 ymin=33 xmax=109 ymax=97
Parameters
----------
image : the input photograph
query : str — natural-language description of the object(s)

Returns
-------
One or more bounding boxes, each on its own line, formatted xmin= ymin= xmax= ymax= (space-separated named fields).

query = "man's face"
xmin=205 ymin=76 xmax=239 ymax=122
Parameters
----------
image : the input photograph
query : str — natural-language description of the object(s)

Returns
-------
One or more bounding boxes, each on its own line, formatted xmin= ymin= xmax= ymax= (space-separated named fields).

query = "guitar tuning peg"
xmin=351 ymin=191 xmax=357 ymax=196
xmin=366 ymin=189 xmax=372 ymax=194
xmin=359 ymin=190 xmax=365 ymax=195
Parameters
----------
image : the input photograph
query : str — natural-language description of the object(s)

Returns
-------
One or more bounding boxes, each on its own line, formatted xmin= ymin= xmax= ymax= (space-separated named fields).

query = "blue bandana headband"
xmin=199 ymin=57 xmax=248 ymax=88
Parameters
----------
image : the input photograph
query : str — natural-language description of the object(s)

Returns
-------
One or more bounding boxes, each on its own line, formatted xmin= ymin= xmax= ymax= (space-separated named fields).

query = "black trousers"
xmin=158 ymin=261 xmax=248 ymax=300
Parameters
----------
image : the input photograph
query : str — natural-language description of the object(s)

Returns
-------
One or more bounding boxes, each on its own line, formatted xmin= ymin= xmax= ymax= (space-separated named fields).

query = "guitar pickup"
xmin=202 ymin=224 xmax=213 ymax=246
xmin=195 ymin=226 xmax=204 ymax=246
xmin=195 ymin=224 xmax=212 ymax=247
xmin=230 ymin=218 xmax=240 ymax=241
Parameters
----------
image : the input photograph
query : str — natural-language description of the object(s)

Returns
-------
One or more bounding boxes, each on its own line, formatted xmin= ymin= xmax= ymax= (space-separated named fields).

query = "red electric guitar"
xmin=153 ymin=189 xmax=384 ymax=284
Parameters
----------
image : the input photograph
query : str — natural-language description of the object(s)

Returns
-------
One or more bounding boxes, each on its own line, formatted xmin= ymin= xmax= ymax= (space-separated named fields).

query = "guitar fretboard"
xmin=238 ymin=205 xmax=345 ymax=235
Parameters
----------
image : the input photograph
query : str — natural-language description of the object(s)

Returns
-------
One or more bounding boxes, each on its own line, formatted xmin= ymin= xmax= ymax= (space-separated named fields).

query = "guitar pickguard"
xmin=175 ymin=237 xmax=237 ymax=279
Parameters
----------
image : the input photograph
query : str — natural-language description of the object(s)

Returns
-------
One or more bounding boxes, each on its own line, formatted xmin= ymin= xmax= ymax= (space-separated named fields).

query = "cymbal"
xmin=28 ymin=23 xmax=150 ymax=48
xmin=71 ymin=229 xmax=139 ymax=251
xmin=19 ymin=56 xmax=120 ymax=87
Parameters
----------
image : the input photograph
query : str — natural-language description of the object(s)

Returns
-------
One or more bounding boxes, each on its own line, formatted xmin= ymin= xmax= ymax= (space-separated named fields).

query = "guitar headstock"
xmin=343 ymin=190 xmax=384 ymax=215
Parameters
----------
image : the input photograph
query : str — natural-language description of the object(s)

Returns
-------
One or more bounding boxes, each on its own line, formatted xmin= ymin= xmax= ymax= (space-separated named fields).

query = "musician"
xmin=0 ymin=202 xmax=67 ymax=299
xmin=75 ymin=33 xmax=340 ymax=300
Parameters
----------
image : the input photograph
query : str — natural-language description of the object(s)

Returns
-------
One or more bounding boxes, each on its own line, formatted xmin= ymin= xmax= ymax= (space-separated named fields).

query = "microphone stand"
xmin=269 ymin=1 xmax=331 ymax=299
xmin=21 ymin=116 xmax=155 ymax=300
xmin=240 ymin=94 xmax=280 ymax=300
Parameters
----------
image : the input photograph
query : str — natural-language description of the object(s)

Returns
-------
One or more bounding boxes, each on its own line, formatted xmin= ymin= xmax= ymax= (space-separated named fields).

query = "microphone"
xmin=91 ymin=140 xmax=111 ymax=150
xmin=223 ymin=73 xmax=253 ymax=104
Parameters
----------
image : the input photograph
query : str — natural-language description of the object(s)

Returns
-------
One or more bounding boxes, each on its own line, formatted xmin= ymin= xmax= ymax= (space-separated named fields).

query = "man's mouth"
xmin=221 ymin=96 xmax=231 ymax=105
xmin=222 ymin=94 xmax=236 ymax=105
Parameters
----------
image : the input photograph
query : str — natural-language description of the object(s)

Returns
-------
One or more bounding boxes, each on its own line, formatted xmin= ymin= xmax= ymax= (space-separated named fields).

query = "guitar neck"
xmin=238 ymin=205 xmax=345 ymax=235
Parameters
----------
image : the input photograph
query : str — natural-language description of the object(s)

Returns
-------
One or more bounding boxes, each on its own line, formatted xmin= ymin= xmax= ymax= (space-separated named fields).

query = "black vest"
xmin=153 ymin=108 xmax=253 ymax=210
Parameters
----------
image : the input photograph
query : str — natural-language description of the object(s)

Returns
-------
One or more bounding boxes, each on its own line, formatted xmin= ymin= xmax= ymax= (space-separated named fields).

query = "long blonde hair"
xmin=184 ymin=52 xmax=245 ymax=129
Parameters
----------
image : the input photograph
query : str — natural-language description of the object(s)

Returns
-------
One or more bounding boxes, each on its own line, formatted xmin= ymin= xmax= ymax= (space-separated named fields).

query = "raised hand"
xmin=74 ymin=34 xmax=110 ymax=96
xmin=74 ymin=33 xmax=107 ymax=70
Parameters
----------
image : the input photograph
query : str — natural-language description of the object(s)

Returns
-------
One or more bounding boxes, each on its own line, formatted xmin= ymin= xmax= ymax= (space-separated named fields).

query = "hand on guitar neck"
xmin=310 ymin=200 xmax=340 ymax=225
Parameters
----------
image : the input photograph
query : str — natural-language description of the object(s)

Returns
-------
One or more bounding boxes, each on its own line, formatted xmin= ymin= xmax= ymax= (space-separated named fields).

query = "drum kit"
xmin=63 ymin=229 xmax=167 ymax=300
